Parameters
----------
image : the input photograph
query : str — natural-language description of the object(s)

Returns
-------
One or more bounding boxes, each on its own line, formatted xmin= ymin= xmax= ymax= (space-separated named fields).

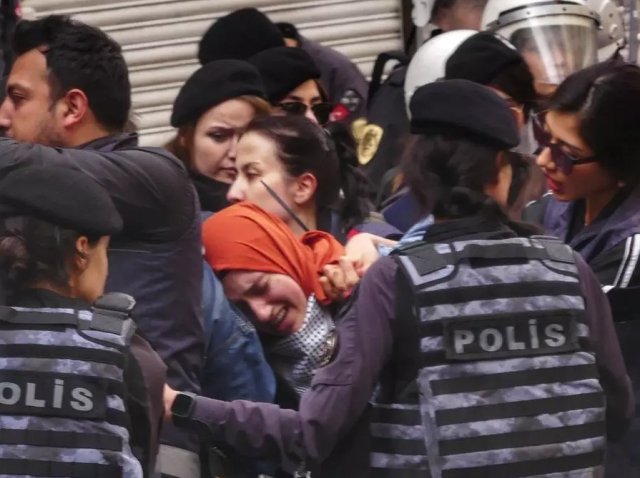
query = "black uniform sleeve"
xmin=576 ymin=254 xmax=634 ymax=441
xmin=125 ymin=333 xmax=167 ymax=477
xmin=0 ymin=137 xmax=194 ymax=241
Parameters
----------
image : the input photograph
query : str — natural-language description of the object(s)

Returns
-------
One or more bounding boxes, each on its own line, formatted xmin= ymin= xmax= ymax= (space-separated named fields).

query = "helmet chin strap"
xmin=260 ymin=180 xmax=310 ymax=233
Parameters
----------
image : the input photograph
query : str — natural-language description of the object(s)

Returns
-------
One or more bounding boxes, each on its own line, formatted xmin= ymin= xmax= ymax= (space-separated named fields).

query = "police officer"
xmin=163 ymin=80 xmax=632 ymax=477
xmin=276 ymin=22 xmax=369 ymax=125
xmin=0 ymin=166 xmax=166 ymax=477
xmin=361 ymin=0 xmax=488 ymax=198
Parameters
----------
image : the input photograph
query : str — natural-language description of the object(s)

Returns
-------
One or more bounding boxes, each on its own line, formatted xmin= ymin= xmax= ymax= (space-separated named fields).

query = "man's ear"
xmin=291 ymin=172 xmax=318 ymax=206
xmin=61 ymin=88 xmax=89 ymax=129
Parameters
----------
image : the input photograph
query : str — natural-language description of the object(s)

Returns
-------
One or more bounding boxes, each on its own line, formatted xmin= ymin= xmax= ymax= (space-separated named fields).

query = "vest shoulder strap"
xmin=0 ymin=292 xmax=136 ymax=337
xmin=394 ymin=237 xmax=578 ymax=289
xmin=91 ymin=292 xmax=136 ymax=336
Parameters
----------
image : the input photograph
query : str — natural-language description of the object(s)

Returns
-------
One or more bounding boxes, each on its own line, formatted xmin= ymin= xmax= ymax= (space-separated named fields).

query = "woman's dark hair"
xmin=246 ymin=115 xmax=371 ymax=230
xmin=324 ymin=121 xmax=372 ymax=229
xmin=404 ymin=133 xmax=505 ymax=219
xmin=490 ymin=61 xmax=537 ymax=119
xmin=548 ymin=60 xmax=640 ymax=181
xmin=403 ymin=132 xmax=541 ymax=235
xmin=0 ymin=217 xmax=100 ymax=294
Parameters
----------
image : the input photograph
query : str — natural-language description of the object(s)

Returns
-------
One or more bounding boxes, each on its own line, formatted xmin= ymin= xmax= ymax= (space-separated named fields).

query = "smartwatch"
xmin=171 ymin=392 xmax=197 ymax=426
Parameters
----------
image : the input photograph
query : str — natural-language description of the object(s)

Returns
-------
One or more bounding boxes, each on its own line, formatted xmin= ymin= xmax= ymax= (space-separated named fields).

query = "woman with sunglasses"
xmin=528 ymin=60 xmax=640 ymax=478
xmin=249 ymin=46 xmax=334 ymax=125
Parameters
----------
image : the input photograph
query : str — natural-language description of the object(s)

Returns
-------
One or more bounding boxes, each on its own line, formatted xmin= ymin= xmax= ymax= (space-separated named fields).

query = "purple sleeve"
xmin=576 ymin=254 xmax=634 ymax=440
xmin=188 ymin=258 xmax=398 ymax=472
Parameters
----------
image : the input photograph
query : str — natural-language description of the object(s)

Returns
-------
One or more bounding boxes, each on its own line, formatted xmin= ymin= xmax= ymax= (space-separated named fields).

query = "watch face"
xmin=172 ymin=393 xmax=194 ymax=418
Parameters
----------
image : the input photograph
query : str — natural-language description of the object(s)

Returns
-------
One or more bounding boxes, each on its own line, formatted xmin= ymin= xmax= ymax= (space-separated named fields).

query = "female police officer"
xmin=164 ymin=80 xmax=631 ymax=478
xmin=0 ymin=165 xmax=166 ymax=477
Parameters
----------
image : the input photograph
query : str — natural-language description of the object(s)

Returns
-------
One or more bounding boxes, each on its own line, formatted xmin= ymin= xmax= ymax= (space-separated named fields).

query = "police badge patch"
xmin=339 ymin=89 xmax=363 ymax=113
xmin=358 ymin=124 xmax=384 ymax=166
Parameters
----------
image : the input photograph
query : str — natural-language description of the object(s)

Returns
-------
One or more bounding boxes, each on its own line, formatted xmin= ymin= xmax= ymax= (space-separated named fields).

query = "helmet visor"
xmin=507 ymin=17 xmax=597 ymax=96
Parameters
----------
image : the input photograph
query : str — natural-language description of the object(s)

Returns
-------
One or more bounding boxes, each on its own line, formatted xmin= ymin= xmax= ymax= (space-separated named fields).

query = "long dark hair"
xmin=245 ymin=115 xmax=371 ymax=230
xmin=403 ymin=132 xmax=541 ymax=235
xmin=0 ymin=217 xmax=100 ymax=294
xmin=548 ymin=60 xmax=640 ymax=183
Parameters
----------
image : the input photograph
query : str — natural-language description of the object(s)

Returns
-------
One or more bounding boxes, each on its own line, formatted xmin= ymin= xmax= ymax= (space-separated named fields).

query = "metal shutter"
xmin=23 ymin=0 xmax=403 ymax=146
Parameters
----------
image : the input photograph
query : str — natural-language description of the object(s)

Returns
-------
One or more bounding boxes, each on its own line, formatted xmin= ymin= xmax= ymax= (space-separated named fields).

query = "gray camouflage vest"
xmin=0 ymin=292 xmax=143 ymax=478
xmin=371 ymin=236 xmax=606 ymax=478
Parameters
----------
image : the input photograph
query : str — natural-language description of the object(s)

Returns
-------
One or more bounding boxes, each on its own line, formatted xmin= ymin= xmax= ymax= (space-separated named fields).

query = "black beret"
xmin=171 ymin=60 xmax=266 ymax=128
xmin=198 ymin=8 xmax=285 ymax=65
xmin=446 ymin=32 xmax=525 ymax=86
xmin=410 ymin=79 xmax=520 ymax=150
xmin=275 ymin=22 xmax=300 ymax=41
xmin=0 ymin=166 xmax=122 ymax=236
xmin=249 ymin=46 xmax=321 ymax=103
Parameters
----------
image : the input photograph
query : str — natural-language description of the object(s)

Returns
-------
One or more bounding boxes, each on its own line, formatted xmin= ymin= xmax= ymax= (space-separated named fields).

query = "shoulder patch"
xmin=340 ymin=89 xmax=363 ymax=112
xmin=358 ymin=124 xmax=384 ymax=166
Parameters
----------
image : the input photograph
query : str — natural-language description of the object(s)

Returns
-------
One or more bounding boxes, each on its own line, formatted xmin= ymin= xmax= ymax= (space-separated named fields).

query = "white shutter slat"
xmin=23 ymin=0 xmax=403 ymax=145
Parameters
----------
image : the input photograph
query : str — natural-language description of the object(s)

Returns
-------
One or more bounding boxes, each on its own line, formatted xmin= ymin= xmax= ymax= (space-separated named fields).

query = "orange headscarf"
xmin=202 ymin=202 xmax=345 ymax=305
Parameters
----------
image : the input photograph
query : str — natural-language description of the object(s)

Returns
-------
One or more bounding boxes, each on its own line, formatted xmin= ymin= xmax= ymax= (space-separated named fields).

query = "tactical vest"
xmin=0 ymin=293 xmax=143 ymax=478
xmin=371 ymin=237 xmax=606 ymax=478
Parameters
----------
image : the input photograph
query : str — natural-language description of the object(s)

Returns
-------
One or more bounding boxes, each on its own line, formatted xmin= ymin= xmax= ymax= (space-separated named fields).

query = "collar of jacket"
xmin=189 ymin=171 xmax=230 ymax=214
xmin=544 ymin=182 xmax=640 ymax=263
xmin=424 ymin=215 xmax=518 ymax=244
xmin=78 ymin=132 xmax=139 ymax=152
xmin=7 ymin=288 xmax=90 ymax=309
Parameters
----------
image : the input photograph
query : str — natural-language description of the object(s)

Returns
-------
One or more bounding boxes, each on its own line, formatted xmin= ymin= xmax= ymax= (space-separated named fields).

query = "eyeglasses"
xmin=533 ymin=111 xmax=597 ymax=175
xmin=276 ymin=101 xmax=334 ymax=125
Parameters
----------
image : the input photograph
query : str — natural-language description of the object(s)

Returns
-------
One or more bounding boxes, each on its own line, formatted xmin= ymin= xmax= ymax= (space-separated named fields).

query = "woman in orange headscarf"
xmin=202 ymin=202 xmax=347 ymax=397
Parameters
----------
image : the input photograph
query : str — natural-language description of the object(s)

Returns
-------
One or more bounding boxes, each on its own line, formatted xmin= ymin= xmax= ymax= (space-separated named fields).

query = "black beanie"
xmin=276 ymin=22 xmax=300 ymax=41
xmin=410 ymin=79 xmax=520 ymax=150
xmin=249 ymin=46 xmax=321 ymax=103
xmin=446 ymin=32 xmax=525 ymax=85
xmin=171 ymin=60 xmax=266 ymax=128
xmin=0 ymin=166 xmax=123 ymax=236
xmin=198 ymin=8 xmax=285 ymax=65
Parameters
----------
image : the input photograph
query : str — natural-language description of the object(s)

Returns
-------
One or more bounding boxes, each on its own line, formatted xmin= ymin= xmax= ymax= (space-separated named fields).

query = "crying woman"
xmin=202 ymin=202 xmax=349 ymax=403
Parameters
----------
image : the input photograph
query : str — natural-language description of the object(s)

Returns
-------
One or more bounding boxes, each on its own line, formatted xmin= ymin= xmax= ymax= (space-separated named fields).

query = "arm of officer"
xmin=0 ymin=137 xmax=191 ymax=238
xmin=576 ymin=253 xmax=634 ymax=441
xmin=168 ymin=257 xmax=397 ymax=473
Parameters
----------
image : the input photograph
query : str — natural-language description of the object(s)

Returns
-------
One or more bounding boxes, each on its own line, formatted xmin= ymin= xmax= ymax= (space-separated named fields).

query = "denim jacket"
xmin=200 ymin=211 xmax=275 ymax=403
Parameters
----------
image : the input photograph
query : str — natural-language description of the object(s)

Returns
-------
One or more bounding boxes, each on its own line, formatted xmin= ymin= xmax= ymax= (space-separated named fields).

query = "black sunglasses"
xmin=276 ymin=101 xmax=334 ymax=125
xmin=533 ymin=111 xmax=597 ymax=175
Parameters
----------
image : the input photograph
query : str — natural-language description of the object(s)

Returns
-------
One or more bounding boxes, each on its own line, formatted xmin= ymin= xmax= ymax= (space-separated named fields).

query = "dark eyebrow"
xmin=244 ymin=275 xmax=268 ymax=297
xmin=240 ymin=161 xmax=260 ymax=171
xmin=283 ymin=95 xmax=303 ymax=102
xmin=557 ymin=138 xmax=588 ymax=156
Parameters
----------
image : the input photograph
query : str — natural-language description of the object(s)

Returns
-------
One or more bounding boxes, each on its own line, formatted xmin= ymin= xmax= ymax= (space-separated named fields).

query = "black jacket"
xmin=0 ymin=133 xmax=204 ymax=454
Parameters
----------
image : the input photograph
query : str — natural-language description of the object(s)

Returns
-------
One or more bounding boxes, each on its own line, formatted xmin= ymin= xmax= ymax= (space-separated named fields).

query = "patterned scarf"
xmin=265 ymin=295 xmax=337 ymax=397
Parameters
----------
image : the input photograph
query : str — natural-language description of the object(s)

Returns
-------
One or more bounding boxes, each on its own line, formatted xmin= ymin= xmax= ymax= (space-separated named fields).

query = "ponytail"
xmin=403 ymin=133 xmax=542 ymax=236
xmin=324 ymin=121 xmax=372 ymax=230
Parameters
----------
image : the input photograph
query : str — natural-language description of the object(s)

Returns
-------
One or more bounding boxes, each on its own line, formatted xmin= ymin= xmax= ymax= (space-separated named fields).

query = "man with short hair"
xmin=0 ymin=15 xmax=203 ymax=478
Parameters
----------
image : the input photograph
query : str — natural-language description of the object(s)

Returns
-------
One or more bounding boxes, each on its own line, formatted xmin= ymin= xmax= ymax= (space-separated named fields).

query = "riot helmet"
xmin=482 ymin=0 xmax=600 ymax=96
xmin=404 ymin=29 xmax=477 ymax=116
xmin=586 ymin=0 xmax=625 ymax=61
